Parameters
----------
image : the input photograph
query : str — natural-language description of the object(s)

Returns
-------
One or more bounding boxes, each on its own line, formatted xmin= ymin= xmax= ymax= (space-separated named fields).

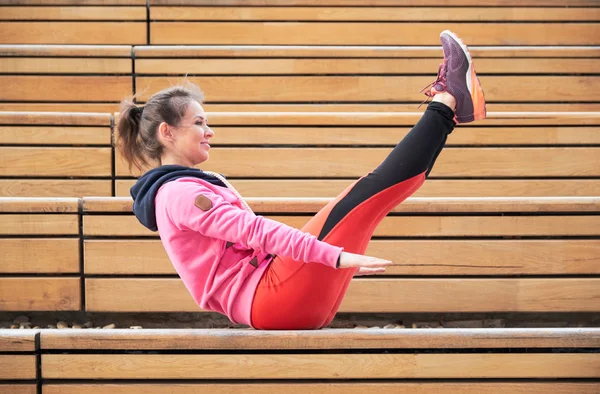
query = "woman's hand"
xmin=338 ymin=251 xmax=392 ymax=275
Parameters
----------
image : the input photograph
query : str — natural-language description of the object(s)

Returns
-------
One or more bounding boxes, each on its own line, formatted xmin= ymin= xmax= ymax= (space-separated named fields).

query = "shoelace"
xmin=203 ymin=170 xmax=254 ymax=214
xmin=418 ymin=59 xmax=448 ymax=108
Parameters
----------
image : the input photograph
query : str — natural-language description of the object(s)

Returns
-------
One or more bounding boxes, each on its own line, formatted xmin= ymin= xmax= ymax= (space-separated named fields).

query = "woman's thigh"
xmin=250 ymin=174 xmax=425 ymax=329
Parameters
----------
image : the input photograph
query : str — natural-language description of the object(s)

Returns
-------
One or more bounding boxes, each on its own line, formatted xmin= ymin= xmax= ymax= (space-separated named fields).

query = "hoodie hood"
xmin=130 ymin=165 xmax=226 ymax=231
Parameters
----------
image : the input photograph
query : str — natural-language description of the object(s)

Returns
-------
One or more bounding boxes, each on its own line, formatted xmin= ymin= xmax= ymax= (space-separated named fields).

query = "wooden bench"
xmin=149 ymin=0 xmax=600 ymax=46
xmin=0 ymin=328 xmax=598 ymax=392
xmin=2 ymin=45 xmax=598 ymax=113
xmin=0 ymin=112 xmax=113 ymax=197
xmin=0 ymin=0 xmax=146 ymax=45
xmin=117 ymin=111 xmax=600 ymax=198
xmin=0 ymin=198 xmax=81 ymax=312
xmin=0 ymin=46 xmax=133 ymax=113
xmin=0 ymin=331 xmax=37 ymax=394
xmin=80 ymin=196 xmax=600 ymax=314
xmin=36 ymin=328 xmax=600 ymax=393
xmin=136 ymin=45 xmax=600 ymax=113
xmin=2 ymin=196 xmax=599 ymax=314
xmin=1 ymin=111 xmax=599 ymax=198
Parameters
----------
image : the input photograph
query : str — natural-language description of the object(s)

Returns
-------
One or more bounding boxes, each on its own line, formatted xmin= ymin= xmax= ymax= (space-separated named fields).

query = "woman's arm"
xmin=161 ymin=180 xmax=343 ymax=268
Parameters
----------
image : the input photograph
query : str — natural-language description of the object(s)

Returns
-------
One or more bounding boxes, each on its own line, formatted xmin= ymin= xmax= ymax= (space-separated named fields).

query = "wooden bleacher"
xmin=2 ymin=111 xmax=599 ymax=197
xmin=0 ymin=328 xmax=597 ymax=393
xmin=0 ymin=45 xmax=133 ymax=113
xmin=0 ymin=0 xmax=146 ymax=45
xmin=148 ymin=1 xmax=599 ymax=46
xmin=1 ymin=44 xmax=598 ymax=113
xmin=138 ymin=45 xmax=600 ymax=114
xmin=1 ymin=0 xmax=599 ymax=391
xmin=0 ymin=331 xmax=36 ymax=394
xmin=2 ymin=196 xmax=599 ymax=313
xmin=0 ymin=112 xmax=113 ymax=197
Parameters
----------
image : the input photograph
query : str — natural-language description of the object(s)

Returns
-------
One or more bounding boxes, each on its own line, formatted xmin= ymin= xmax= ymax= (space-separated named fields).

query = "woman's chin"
xmin=195 ymin=155 xmax=209 ymax=166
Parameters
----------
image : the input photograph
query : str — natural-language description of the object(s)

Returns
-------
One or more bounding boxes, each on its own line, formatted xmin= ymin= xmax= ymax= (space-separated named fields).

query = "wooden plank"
xmin=138 ymin=111 xmax=600 ymax=127
xmin=0 ymin=103 xmax=120 ymax=113
xmin=81 ymin=212 xmax=600 ymax=237
xmin=0 ymin=126 xmax=111 ymax=145
xmin=82 ymin=197 xmax=132 ymax=212
xmin=117 ymin=147 xmax=600 ymax=177
xmin=0 ymin=22 xmax=146 ymax=45
xmin=150 ymin=22 xmax=600 ymax=45
xmin=2 ymin=103 xmax=599 ymax=115
xmin=1 ymin=6 xmax=146 ymax=20
xmin=38 ymin=328 xmax=600 ymax=350
xmin=1 ymin=147 xmax=111 ymax=177
xmin=148 ymin=0 xmax=600 ymax=5
xmin=42 ymin=353 xmax=600 ymax=379
xmin=0 ymin=331 xmax=36 ymax=351
xmin=109 ymin=195 xmax=600 ymax=213
xmin=273 ymin=215 xmax=600 ymax=237
xmin=169 ymin=126 xmax=600 ymax=146
xmin=82 ymin=196 xmax=600 ymax=213
xmin=0 ymin=214 xmax=78 ymax=235
xmin=0 ymin=278 xmax=80 ymax=311
xmin=0 ymin=76 xmax=131 ymax=101
xmin=204 ymin=103 xmax=600 ymax=113
xmin=83 ymin=239 xmax=600 ymax=275
xmin=136 ymin=57 xmax=600 ymax=75
xmin=0 ymin=44 xmax=131 ymax=57
xmin=136 ymin=76 xmax=600 ymax=102
xmin=0 ymin=386 xmax=36 ymax=394
xmin=116 ymin=179 xmax=600 ymax=198
xmin=84 ymin=278 xmax=600 ymax=313
xmin=0 ymin=356 xmax=35 ymax=379
xmin=0 ymin=180 xmax=111 ymax=198
xmin=151 ymin=7 xmax=600 ymax=21
xmin=39 ymin=383 xmax=600 ymax=394
xmin=85 ymin=278 xmax=198 ymax=311
xmin=0 ymin=239 xmax=79 ymax=274
xmin=135 ymin=45 xmax=600 ymax=58
xmin=369 ymin=240 xmax=600 ymax=275
xmin=83 ymin=215 xmax=152 ymax=237
xmin=342 ymin=278 xmax=600 ymax=313
xmin=0 ymin=198 xmax=79 ymax=213
xmin=0 ymin=58 xmax=131 ymax=74
xmin=0 ymin=0 xmax=146 ymax=4
xmin=84 ymin=240 xmax=171 ymax=274
xmin=0 ymin=112 xmax=110 ymax=126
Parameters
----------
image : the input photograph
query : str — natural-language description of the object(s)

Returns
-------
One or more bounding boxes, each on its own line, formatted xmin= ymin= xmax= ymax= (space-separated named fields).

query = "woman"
xmin=119 ymin=30 xmax=486 ymax=330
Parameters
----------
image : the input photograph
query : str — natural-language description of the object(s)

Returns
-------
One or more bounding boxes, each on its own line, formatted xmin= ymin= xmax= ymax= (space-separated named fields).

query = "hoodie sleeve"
xmin=160 ymin=179 xmax=343 ymax=268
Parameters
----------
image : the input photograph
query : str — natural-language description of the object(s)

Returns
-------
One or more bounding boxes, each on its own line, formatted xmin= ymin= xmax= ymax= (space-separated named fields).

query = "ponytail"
xmin=116 ymin=100 xmax=148 ymax=173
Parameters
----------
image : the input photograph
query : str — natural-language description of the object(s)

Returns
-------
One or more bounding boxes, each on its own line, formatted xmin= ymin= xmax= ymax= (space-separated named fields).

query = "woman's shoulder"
xmin=159 ymin=177 xmax=218 ymax=195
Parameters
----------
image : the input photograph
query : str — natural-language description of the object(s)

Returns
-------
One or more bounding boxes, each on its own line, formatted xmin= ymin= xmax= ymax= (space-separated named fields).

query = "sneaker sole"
xmin=440 ymin=30 xmax=487 ymax=122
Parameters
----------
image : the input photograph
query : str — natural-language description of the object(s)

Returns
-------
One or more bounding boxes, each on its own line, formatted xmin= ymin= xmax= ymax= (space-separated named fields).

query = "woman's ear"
xmin=158 ymin=121 xmax=174 ymax=143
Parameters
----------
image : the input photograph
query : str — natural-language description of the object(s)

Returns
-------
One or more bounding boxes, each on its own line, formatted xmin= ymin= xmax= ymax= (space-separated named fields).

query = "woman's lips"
xmin=201 ymin=142 xmax=210 ymax=148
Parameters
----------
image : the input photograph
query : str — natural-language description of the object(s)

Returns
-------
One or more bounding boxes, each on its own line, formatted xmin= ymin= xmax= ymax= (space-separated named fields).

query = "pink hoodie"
xmin=154 ymin=177 xmax=344 ymax=326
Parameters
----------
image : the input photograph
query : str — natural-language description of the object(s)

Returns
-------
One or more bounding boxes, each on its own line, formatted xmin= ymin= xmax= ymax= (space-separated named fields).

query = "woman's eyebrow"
xmin=193 ymin=115 xmax=206 ymax=121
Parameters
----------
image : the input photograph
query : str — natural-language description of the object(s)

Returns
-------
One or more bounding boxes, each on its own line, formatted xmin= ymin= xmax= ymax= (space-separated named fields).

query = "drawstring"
xmin=203 ymin=170 xmax=254 ymax=214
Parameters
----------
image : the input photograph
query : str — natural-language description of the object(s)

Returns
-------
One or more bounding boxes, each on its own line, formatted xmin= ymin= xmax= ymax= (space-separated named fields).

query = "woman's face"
xmin=164 ymin=100 xmax=214 ymax=167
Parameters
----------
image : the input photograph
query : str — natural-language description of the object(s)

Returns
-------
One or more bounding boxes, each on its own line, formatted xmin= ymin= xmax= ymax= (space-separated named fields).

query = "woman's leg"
xmin=251 ymin=102 xmax=455 ymax=330
xmin=251 ymin=30 xmax=487 ymax=330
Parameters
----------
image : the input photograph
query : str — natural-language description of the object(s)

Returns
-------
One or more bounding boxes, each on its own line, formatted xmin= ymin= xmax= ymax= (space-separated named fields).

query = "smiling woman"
xmin=157 ymin=100 xmax=214 ymax=168
xmin=117 ymin=30 xmax=487 ymax=330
